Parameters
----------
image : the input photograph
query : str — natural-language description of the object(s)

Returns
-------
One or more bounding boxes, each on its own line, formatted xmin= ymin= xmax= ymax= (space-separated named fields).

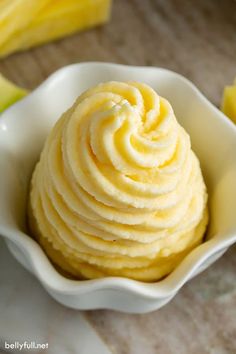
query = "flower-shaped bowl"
xmin=0 ymin=62 xmax=236 ymax=313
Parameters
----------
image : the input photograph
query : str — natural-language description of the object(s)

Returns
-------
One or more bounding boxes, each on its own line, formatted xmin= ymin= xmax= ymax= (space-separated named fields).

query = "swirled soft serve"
xmin=28 ymin=81 xmax=208 ymax=282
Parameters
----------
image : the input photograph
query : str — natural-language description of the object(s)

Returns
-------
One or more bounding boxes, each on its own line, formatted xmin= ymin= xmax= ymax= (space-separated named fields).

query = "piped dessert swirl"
xmin=29 ymin=81 xmax=208 ymax=281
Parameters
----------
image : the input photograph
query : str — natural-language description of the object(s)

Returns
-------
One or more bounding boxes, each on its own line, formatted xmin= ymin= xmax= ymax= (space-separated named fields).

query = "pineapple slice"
xmin=0 ymin=0 xmax=111 ymax=58
xmin=0 ymin=0 xmax=49 ymax=48
xmin=221 ymin=78 xmax=236 ymax=124
xmin=0 ymin=74 xmax=28 ymax=113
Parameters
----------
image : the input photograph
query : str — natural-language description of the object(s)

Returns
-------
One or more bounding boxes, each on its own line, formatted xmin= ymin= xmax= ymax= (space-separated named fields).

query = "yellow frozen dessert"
xmin=28 ymin=81 xmax=208 ymax=282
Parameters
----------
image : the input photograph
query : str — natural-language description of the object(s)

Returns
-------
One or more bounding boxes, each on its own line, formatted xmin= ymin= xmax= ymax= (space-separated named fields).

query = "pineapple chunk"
xmin=0 ymin=0 xmax=49 ymax=48
xmin=0 ymin=74 xmax=28 ymax=113
xmin=0 ymin=0 xmax=111 ymax=58
xmin=221 ymin=81 xmax=236 ymax=124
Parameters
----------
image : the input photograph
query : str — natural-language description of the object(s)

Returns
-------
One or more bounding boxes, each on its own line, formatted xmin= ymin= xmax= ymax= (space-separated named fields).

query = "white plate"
xmin=0 ymin=62 xmax=236 ymax=313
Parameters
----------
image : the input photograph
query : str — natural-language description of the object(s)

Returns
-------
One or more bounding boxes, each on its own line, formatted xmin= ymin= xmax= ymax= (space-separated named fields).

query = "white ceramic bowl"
xmin=0 ymin=62 xmax=236 ymax=314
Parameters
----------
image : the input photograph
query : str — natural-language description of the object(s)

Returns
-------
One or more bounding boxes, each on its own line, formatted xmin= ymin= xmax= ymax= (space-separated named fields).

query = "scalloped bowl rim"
xmin=0 ymin=62 xmax=236 ymax=306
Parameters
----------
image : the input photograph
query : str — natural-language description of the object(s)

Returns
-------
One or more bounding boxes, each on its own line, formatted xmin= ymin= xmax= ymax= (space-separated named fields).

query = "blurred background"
xmin=0 ymin=1 xmax=236 ymax=353
xmin=0 ymin=0 xmax=236 ymax=106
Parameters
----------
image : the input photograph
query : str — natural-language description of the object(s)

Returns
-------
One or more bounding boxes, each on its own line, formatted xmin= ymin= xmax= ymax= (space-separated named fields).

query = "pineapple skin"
xmin=0 ymin=0 xmax=112 ymax=58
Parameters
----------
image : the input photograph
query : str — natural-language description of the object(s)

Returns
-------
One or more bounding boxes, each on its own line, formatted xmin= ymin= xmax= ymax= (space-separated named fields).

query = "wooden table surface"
xmin=1 ymin=0 xmax=236 ymax=353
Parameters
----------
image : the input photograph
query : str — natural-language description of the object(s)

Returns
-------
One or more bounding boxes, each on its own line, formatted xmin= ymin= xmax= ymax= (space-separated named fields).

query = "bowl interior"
xmin=1 ymin=63 xmax=236 ymax=272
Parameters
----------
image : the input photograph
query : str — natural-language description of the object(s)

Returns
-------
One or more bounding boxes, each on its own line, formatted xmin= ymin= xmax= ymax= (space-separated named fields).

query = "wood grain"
xmin=0 ymin=0 xmax=235 ymax=105
xmin=1 ymin=0 xmax=236 ymax=353
xmin=86 ymin=245 xmax=236 ymax=354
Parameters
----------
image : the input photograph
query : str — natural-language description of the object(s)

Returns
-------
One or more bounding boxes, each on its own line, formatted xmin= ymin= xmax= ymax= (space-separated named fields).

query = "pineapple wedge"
xmin=221 ymin=78 xmax=236 ymax=124
xmin=0 ymin=0 xmax=49 ymax=48
xmin=0 ymin=0 xmax=111 ymax=58
xmin=0 ymin=74 xmax=28 ymax=113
